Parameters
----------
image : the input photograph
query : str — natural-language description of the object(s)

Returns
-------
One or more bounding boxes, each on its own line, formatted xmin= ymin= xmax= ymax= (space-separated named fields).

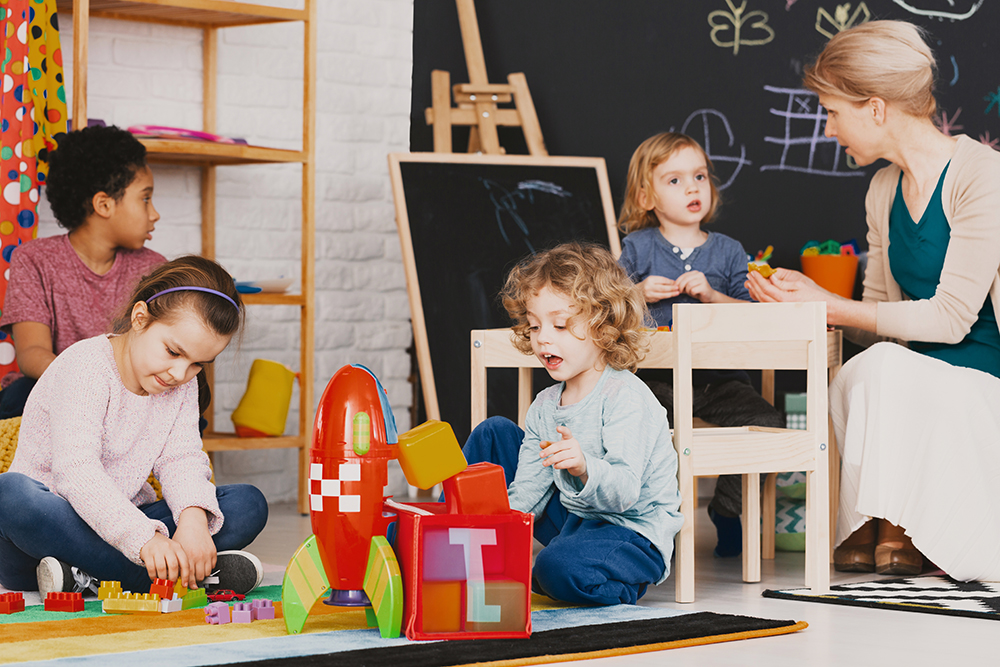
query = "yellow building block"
xmin=103 ymin=592 xmax=161 ymax=615
xmin=97 ymin=581 xmax=122 ymax=601
xmin=396 ymin=420 xmax=467 ymax=490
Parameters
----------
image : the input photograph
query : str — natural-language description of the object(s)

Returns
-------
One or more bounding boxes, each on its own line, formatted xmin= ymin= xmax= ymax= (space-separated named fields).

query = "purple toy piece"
xmin=204 ymin=601 xmax=231 ymax=625
xmin=232 ymin=601 xmax=253 ymax=624
xmin=251 ymin=599 xmax=275 ymax=621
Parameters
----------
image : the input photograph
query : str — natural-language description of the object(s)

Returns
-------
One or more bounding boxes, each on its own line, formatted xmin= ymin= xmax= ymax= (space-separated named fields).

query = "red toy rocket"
xmin=309 ymin=364 xmax=398 ymax=605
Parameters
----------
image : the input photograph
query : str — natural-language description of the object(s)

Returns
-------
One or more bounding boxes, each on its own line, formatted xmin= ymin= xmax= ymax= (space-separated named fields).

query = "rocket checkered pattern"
xmin=309 ymin=462 xmax=362 ymax=512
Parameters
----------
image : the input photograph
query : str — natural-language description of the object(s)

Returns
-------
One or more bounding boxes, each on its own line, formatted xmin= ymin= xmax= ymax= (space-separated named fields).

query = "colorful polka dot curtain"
xmin=0 ymin=0 xmax=66 ymax=377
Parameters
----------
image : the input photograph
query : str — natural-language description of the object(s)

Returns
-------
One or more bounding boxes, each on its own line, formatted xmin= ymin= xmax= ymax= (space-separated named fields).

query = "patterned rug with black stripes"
xmin=764 ymin=576 xmax=1000 ymax=620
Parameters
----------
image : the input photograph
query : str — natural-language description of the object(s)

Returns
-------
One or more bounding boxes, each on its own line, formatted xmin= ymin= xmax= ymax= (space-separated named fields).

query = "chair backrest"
xmin=670 ymin=301 xmax=829 ymax=447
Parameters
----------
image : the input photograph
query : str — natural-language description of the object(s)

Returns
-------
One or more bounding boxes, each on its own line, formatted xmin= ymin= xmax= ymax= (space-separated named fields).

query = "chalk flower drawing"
xmin=708 ymin=0 xmax=775 ymax=56
xmin=985 ymin=87 xmax=1000 ymax=118
xmin=980 ymin=131 xmax=999 ymax=151
xmin=936 ymin=108 xmax=964 ymax=136
xmin=891 ymin=0 xmax=984 ymax=20
xmin=815 ymin=3 xmax=871 ymax=40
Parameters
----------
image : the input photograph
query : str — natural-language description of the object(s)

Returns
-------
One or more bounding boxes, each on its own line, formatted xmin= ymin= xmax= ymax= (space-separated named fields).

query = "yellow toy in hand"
xmin=748 ymin=262 xmax=777 ymax=279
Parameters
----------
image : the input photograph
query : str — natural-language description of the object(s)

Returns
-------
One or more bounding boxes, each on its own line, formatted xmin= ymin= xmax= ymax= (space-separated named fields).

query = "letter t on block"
xmin=448 ymin=527 xmax=501 ymax=623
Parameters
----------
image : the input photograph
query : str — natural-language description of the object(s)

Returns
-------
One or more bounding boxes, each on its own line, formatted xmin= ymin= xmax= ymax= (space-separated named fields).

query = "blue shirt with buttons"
xmin=619 ymin=227 xmax=752 ymax=327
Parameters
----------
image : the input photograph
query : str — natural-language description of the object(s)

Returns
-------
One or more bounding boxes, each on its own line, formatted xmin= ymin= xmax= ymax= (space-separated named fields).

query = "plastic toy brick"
xmin=204 ymin=601 xmax=231 ymax=625
xmin=161 ymin=597 xmax=183 ymax=613
xmin=103 ymin=593 xmax=161 ymax=615
xmin=443 ymin=462 xmax=510 ymax=515
xmin=98 ymin=581 xmax=122 ymax=600
xmin=396 ymin=420 xmax=467 ymax=490
xmin=149 ymin=578 xmax=174 ymax=600
xmin=232 ymin=601 xmax=253 ymax=623
xmin=181 ymin=588 xmax=208 ymax=610
xmin=173 ymin=579 xmax=189 ymax=599
xmin=747 ymin=262 xmax=776 ymax=278
xmin=45 ymin=592 xmax=84 ymax=613
xmin=251 ymin=599 xmax=275 ymax=621
xmin=0 ymin=592 xmax=25 ymax=614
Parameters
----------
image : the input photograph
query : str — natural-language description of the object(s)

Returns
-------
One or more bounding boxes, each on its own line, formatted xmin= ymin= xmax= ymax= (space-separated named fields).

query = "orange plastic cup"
xmin=801 ymin=254 xmax=858 ymax=299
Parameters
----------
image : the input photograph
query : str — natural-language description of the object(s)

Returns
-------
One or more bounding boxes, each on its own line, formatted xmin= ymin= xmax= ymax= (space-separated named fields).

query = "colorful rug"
xmin=1 ymin=585 xmax=806 ymax=665
xmin=764 ymin=575 xmax=1000 ymax=621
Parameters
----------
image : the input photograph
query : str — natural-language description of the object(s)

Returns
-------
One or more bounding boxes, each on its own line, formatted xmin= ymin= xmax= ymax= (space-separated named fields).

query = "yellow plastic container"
xmin=231 ymin=359 xmax=297 ymax=437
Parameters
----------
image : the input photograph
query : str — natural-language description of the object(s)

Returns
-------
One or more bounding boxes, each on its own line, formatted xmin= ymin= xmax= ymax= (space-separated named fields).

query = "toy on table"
xmin=281 ymin=364 xmax=533 ymax=641
xmin=231 ymin=359 xmax=297 ymax=437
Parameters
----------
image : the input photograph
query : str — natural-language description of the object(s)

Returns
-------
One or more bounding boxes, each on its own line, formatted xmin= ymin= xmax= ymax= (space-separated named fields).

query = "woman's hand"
xmin=639 ymin=275 xmax=680 ymax=303
xmin=172 ymin=507 xmax=217 ymax=589
xmin=540 ymin=426 xmax=588 ymax=484
xmin=746 ymin=267 xmax=829 ymax=303
xmin=139 ymin=533 xmax=191 ymax=586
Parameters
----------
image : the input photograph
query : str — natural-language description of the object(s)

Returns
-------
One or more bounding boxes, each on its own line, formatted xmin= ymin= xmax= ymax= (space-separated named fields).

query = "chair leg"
xmin=742 ymin=473 xmax=761 ymax=583
xmin=675 ymin=465 xmax=696 ymax=603
xmin=762 ymin=473 xmax=776 ymax=560
xmin=828 ymin=414 xmax=840 ymax=561
xmin=805 ymin=467 xmax=832 ymax=594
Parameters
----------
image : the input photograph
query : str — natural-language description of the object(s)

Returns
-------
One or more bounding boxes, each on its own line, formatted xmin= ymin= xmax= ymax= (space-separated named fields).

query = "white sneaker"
xmin=36 ymin=557 xmax=99 ymax=598
xmin=203 ymin=551 xmax=263 ymax=595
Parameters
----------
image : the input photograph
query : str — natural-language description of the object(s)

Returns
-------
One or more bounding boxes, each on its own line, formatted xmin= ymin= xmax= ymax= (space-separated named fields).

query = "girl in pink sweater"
xmin=0 ymin=256 xmax=267 ymax=597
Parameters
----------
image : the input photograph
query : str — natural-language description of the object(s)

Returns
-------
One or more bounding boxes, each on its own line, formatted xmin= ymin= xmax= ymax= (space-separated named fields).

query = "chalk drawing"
xmin=708 ymin=0 xmax=775 ymax=56
xmin=937 ymin=108 xmax=964 ymax=136
xmin=950 ymin=56 xmax=959 ymax=86
xmin=981 ymin=131 xmax=1000 ymax=151
xmin=482 ymin=179 xmax=578 ymax=254
xmin=891 ymin=0 xmax=984 ymax=20
xmin=815 ymin=3 xmax=871 ymax=39
xmin=675 ymin=109 xmax=752 ymax=190
xmin=760 ymin=86 xmax=865 ymax=177
xmin=786 ymin=0 xmax=799 ymax=8
xmin=985 ymin=87 xmax=1000 ymax=117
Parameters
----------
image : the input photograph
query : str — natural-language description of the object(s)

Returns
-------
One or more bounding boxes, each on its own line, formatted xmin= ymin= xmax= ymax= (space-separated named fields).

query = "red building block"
xmin=443 ymin=462 xmax=511 ymax=515
xmin=149 ymin=578 xmax=175 ymax=600
xmin=0 ymin=592 xmax=25 ymax=614
xmin=45 ymin=592 xmax=84 ymax=613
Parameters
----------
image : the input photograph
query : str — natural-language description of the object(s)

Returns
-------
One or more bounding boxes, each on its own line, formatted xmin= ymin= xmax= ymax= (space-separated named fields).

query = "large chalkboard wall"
xmin=411 ymin=0 xmax=999 ymax=273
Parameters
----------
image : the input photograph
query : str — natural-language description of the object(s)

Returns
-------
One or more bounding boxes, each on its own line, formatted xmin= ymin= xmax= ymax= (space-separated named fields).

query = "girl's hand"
xmin=540 ymin=426 xmax=588 ymax=483
xmin=639 ymin=275 xmax=680 ymax=303
xmin=140 ymin=532 xmax=191 ymax=586
xmin=675 ymin=270 xmax=717 ymax=303
xmin=172 ymin=507 xmax=217 ymax=589
xmin=746 ymin=267 xmax=829 ymax=303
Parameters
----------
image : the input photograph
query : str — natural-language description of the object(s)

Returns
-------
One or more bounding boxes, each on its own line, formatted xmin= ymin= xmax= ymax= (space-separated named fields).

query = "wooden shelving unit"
xmin=62 ymin=0 xmax=316 ymax=513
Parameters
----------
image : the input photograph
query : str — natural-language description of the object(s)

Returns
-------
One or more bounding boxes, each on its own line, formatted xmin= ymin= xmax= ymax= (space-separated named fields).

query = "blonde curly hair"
xmin=500 ymin=242 xmax=650 ymax=372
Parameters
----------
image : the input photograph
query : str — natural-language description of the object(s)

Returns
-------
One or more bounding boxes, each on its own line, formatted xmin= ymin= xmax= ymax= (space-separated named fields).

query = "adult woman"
xmin=747 ymin=20 xmax=1000 ymax=580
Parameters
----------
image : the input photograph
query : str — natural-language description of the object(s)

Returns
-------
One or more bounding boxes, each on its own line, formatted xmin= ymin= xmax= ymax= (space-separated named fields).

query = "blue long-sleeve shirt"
xmin=507 ymin=366 xmax=683 ymax=583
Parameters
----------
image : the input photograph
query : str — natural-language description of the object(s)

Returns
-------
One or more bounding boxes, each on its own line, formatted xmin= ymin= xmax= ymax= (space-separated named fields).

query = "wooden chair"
xmin=671 ymin=302 xmax=831 ymax=602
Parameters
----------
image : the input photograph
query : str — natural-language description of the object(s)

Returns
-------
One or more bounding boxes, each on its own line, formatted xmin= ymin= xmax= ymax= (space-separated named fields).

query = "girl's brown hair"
xmin=113 ymin=255 xmax=245 ymax=340
xmin=618 ymin=132 xmax=722 ymax=235
xmin=501 ymin=242 xmax=649 ymax=372
xmin=802 ymin=20 xmax=938 ymax=120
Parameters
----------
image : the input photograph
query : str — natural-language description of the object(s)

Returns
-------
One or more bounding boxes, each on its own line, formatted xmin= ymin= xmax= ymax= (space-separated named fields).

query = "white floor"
xmin=248 ymin=502 xmax=996 ymax=667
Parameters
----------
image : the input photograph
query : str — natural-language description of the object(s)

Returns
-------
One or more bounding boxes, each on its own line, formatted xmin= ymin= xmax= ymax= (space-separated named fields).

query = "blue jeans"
xmin=0 ymin=376 xmax=36 ymax=419
xmin=463 ymin=416 xmax=665 ymax=605
xmin=0 ymin=473 xmax=268 ymax=593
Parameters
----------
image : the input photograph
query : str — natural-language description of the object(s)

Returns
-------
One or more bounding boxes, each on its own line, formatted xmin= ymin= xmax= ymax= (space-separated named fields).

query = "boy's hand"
xmin=675 ymin=270 xmax=717 ymax=303
xmin=639 ymin=275 xmax=680 ymax=303
xmin=140 ymin=533 xmax=191 ymax=586
xmin=172 ymin=507 xmax=217 ymax=589
xmin=540 ymin=426 xmax=588 ymax=483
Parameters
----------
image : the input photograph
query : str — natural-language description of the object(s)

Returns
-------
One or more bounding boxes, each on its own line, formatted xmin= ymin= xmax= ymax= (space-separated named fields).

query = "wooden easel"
xmin=424 ymin=0 xmax=547 ymax=156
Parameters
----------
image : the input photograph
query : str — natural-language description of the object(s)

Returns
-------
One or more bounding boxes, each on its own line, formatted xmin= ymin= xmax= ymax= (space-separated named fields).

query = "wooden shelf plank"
xmin=140 ymin=138 xmax=305 ymax=165
xmin=57 ymin=0 xmax=306 ymax=28
xmin=240 ymin=292 xmax=306 ymax=306
xmin=203 ymin=432 xmax=305 ymax=451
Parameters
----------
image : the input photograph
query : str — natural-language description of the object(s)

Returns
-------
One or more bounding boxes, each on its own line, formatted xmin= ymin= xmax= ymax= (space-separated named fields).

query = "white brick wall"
xmin=36 ymin=0 xmax=415 ymax=502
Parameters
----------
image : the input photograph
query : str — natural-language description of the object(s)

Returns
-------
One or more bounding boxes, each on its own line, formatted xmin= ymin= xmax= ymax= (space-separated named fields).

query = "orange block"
xmin=421 ymin=581 xmax=462 ymax=633
xmin=443 ymin=462 xmax=510 ymax=515
xmin=149 ymin=578 xmax=174 ymax=600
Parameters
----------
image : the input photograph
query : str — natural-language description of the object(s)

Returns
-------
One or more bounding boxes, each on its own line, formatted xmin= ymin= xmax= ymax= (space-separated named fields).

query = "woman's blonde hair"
xmin=500 ymin=242 xmax=649 ymax=372
xmin=802 ymin=20 xmax=938 ymax=119
xmin=617 ymin=132 xmax=721 ymax=235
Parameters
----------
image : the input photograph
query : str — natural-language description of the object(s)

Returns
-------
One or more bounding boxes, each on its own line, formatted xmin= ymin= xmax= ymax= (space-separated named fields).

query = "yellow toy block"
xmin=98 ymin=581 xmax=122 ymax=601
xmin=396 ymin=420 xmax=467 ymax=490
xmin=103 ymin=592 xmax=161 ymax=615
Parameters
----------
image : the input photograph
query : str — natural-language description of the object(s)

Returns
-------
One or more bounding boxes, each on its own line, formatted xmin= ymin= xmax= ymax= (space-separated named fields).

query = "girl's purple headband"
xmin=146 ymin=286 xmax=239 ymax=310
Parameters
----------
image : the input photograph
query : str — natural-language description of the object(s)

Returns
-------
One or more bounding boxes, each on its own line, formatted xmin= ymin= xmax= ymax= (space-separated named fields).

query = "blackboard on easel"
xmin=389 ymin=152 xmax=619 ymax=443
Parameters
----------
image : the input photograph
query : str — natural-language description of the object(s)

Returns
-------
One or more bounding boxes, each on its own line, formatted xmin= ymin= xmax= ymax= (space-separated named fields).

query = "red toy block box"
xmin=0 ymin=592 xmax=25 ymax=614
xmin=443 ymin=462 xmax=511 ymax=516
xmin=45 ymin=592 xmax=84 ymax=613
xmin=392 ymin=502 xmax=532 ymax=641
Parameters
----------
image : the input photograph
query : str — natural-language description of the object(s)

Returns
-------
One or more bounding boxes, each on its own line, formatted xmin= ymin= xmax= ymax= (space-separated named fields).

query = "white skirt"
xmin=831 ymin=342 xmax=1000 ymax=581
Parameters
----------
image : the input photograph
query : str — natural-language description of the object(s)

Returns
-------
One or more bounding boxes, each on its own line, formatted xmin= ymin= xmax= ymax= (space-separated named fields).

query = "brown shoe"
xmin=875 ymin=521 xmax=923 ymax=576
xmin=833 ymin=519 xmax=877 ymax=573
